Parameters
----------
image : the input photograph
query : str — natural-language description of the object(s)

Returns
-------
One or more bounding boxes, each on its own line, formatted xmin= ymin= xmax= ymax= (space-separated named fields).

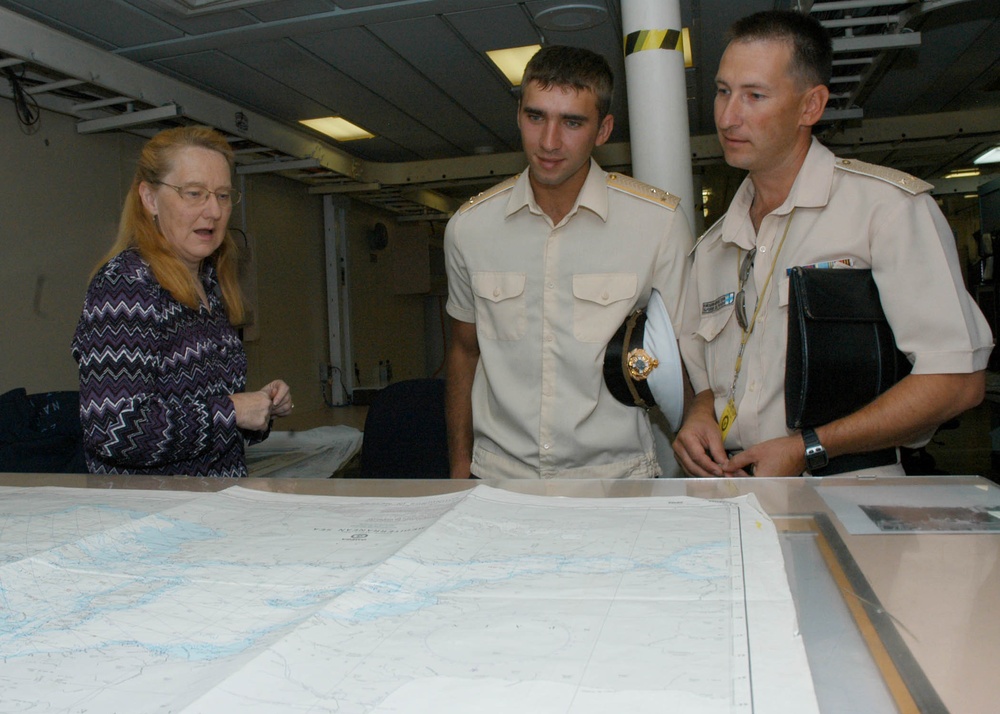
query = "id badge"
xmin=719 ymin=398 xmax=737 ymax=441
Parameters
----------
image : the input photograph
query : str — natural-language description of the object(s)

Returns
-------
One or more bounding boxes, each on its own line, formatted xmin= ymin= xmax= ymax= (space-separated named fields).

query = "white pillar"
xmin=621 ymin=0 xmax=694 ymax=234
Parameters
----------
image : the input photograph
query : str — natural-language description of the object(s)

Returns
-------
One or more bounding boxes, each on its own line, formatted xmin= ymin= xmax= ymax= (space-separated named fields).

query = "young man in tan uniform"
xmin=444 ymin=46 xmax=693 ymax=480
xmin=675 ymin=11 xmax=992 ymax=477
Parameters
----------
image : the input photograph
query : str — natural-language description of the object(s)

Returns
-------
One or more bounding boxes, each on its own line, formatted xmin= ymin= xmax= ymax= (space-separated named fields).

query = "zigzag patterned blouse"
xmin=72 ymin=249 xmax=262 ymax=477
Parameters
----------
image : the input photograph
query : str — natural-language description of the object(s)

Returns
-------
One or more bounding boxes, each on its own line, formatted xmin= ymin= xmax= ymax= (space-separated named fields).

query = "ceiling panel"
xmin=371 ymin=15 xmax=521 ymax=154
xmin=1 ymin=0 xmax=999 ymax=217
xmin=863 ymin=13 xmax=999 ymax=118
xmin=154 ymin=49 xmax=332 ymax=123
xmin=444 ymin=4 xmax=541 ymax=52
xmin=5 ymin=0 xmax=184 ymax=48
xmin=295 ymin=26 xmax=503 ymax=155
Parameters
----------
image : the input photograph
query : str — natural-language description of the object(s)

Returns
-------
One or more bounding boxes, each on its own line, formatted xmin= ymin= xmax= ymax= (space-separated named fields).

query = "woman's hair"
xmin=96 ymin=125 xmax=244 ymax=325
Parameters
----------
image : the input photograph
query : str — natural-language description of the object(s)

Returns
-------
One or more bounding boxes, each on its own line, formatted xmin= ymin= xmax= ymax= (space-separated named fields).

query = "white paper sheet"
xmin=246 ymin=425 xmax=363 ymax=477
xmin=0 ymin=485 xmax=817 ymax=713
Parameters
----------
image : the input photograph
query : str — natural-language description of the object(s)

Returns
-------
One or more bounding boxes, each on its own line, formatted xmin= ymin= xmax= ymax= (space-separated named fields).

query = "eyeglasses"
xmin=154 ymin=182 xmax=242 ymax=206
xmin=735 ymin=247 xmax=757 ymax=331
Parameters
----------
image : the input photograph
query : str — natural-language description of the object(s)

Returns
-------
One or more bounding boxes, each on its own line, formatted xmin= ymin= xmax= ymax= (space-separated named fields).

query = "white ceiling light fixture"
xmin=486 ymin=45 xmax=542 ymax=86
xmin=974 ymin=146 xmax=1000 ymax=165
xmin=300 ymin=117 xmax=374 ymax=142
xmin=533 ymin=3 xmax=608 ymax=32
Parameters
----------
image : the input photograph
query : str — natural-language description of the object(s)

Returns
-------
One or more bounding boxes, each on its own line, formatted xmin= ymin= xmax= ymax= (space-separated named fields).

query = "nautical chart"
xmin=0 ymin=484 xmax=817 ymax=713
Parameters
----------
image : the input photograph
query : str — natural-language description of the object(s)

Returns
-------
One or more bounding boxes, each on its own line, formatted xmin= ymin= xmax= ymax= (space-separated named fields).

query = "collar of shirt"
xmin=504 ymin=158 xmax=610 ymax=224
xmin=717 ymin=137 xmax=836 ymax=251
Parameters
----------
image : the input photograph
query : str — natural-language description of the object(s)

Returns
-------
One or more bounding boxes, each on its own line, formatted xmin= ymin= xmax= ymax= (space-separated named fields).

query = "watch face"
xmin=803 ymin=431 xmax=828 ymax=470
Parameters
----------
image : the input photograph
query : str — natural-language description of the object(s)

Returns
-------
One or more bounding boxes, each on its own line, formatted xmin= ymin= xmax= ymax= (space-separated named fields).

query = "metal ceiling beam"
xmin=72 ymin=96 xmax=137 ymax=112
xmin=822 ymin=107 xmax=1000 ymax=149
xmin=236 ymin=158 xmax=321 ymax=175
xmin=821 ymin=107 xmax=865 ymax=121
xmin=812 ymin=0 xmax=911 ymax=9
xmin=77 ymin=104 xmax=181 ymax=133
xmin=400 ymin=189 xmax=463 ymax=215
xmin=309 ymin=183 xmax=382 ymax=195
xmin=931 ymin=174 xmax=1000 ymax=195
xmin=24 ymin=78 xmax=83 ymax=94
xmin=832 ymin=32 xmax=922 ymax=52
xmin=0 ymin=5 xmax=360 ymax=179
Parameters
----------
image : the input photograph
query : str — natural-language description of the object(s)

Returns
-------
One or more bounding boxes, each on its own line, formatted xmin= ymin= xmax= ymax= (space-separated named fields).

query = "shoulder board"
xmin=607 ymin=172 xmax=680 ymax=210
xmin=458 ymin=174 xmax=519 ymax=214
xmin=690 ymin=213 xmax=726 ymax=254
xmin=834 ymin=158 xmax=932 ymax=195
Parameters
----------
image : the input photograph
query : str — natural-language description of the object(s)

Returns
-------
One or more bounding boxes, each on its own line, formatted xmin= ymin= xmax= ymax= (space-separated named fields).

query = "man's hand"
xmin=724 ymin=435 xmax=806 ymax=477
xmin=673 ymin=390 xmax=728 ymax=477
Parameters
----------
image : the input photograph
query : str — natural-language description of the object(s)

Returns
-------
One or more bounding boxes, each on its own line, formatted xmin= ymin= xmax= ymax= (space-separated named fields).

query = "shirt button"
xmin=493 ymin=288 xmax=500 ymax=297
xmin=759 ymin=245 xmax=767 ymax=254
xmin=548 ymin=282 xmax=555 ymax=289
xmin=542 ymin=443 xmax=551 ymax=450
xmin=601 ymin=291 xmax=610 ymax=301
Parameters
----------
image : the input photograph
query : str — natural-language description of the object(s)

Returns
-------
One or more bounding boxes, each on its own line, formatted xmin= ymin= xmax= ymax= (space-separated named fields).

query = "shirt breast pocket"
xmin=472 ymin=272 xmax=527 ymax=341
xmin=572 ymin=273 xmax=637 ymax=343
xmin=696 ymin=306 xmax=736 ymax=386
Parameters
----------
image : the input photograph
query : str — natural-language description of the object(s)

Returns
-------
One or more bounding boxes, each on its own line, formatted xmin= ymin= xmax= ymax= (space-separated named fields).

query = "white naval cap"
xmin=602 ymin=289 xmax=684 ymax=432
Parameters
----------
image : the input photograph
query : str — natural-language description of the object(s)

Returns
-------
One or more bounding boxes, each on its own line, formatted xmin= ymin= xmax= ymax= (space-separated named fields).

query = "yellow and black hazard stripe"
xmin=624 ymin=28 xmax=684 ymax=57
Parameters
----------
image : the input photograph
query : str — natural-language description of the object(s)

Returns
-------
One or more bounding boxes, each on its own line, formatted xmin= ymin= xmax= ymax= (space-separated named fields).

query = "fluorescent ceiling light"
xmin=974 ymin=146 xmax=1000 ymax=165
xmin=486 ymin=45 xmax=542 ymax=86
xmin=943 ymin=168 xmax=980 ymax=180
xmin=300 ymin=117 xmax=374 ymax=141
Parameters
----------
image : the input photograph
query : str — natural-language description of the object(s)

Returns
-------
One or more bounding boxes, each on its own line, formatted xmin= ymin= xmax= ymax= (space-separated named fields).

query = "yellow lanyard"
xmin=719 ymin=208 xmax=797 ymax=440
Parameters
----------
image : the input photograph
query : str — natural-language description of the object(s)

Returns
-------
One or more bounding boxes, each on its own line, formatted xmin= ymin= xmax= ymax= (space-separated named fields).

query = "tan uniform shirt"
xmin=679 ymin=139 xmax=993 ymax=472
xmin=445 ymin=160 xmax=692 ymax=479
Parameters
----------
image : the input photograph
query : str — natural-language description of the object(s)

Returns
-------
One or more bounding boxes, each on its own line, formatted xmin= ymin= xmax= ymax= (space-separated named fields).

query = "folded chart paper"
xmin=0 ymin=484 xmax=817 ymax=713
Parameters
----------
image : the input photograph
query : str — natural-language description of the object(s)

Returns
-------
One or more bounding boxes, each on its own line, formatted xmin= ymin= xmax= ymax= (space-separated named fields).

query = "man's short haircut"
xmin=521 ymin=45 xmax=614 ymax=121
xmin=727 ymin=10 xmax=833 ymax=88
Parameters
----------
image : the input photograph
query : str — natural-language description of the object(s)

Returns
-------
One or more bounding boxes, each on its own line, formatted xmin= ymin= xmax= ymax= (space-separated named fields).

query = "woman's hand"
xmin=230 ymin=380 xmax=293 ymax=431
xmin=263 ymin=380 xmax=293 ymax=417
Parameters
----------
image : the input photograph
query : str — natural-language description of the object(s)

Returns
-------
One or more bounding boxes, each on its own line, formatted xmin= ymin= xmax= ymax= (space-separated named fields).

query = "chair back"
xmin=0 ymin=389 xmax=87 ymax=473
xmin=359 ymin=378 xmax=449 ymax=478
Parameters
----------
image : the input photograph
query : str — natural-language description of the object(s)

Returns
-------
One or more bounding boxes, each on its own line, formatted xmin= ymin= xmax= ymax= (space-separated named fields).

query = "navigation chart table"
xmin=0 ymin=483 xmax=814 ymax=713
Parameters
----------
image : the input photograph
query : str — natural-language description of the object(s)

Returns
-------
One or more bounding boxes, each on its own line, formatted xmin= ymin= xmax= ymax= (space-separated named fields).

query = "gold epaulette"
xmin=458 ymin=174 xmax=519 ymax=214
xmin=607 ymin=172 xmax=680 ymax=210
xmin=834 ymin=158 xmax=932 ymax=195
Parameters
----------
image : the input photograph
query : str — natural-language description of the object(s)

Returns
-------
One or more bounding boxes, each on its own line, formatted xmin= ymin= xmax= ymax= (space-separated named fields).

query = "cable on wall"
xmin=3 ymin=65 xmax=40 ymax=133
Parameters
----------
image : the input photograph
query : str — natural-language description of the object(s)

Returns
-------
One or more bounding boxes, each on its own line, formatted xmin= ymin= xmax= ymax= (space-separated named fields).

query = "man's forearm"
xmin=816 ymin=371 xmax=985 ymax=458
xmin=444 ymin=321 xmax=480 ymax=479
xmin=445 ymin=378 xmax=474 ymax=478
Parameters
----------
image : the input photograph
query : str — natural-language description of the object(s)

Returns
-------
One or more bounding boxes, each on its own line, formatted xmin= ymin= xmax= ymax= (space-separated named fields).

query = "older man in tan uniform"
xmin=674 ymin=11 xmax=992 ymax=477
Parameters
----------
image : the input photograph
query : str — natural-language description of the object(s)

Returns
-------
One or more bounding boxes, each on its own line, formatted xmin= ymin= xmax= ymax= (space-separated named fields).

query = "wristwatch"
xmin=801 ymin=428 xmax=829 ymax=472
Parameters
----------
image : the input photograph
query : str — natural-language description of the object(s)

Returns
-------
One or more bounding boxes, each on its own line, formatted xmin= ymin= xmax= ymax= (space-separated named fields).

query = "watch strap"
xmin=801 ymin=428 xmax=829 ymax=471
